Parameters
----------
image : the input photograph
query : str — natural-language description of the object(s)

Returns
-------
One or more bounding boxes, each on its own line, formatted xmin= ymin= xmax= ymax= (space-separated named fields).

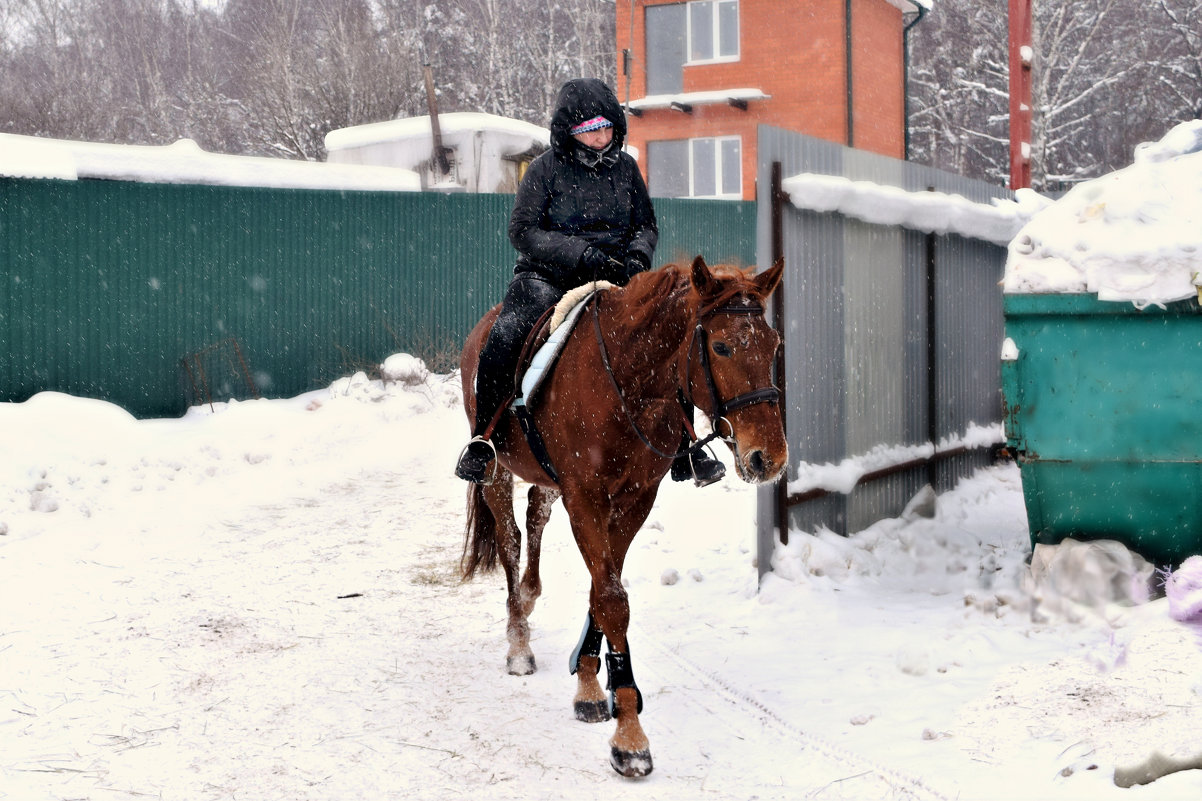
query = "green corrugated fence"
xmin=0 ymin=178 xmax=753 ymax=418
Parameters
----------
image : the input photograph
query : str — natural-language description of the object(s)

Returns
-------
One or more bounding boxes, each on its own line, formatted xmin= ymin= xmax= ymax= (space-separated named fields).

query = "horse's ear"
xmin=753 ymin=258 xmax=785 ymax=298
xmin=690 ymin=255 xmax=721 ymax=298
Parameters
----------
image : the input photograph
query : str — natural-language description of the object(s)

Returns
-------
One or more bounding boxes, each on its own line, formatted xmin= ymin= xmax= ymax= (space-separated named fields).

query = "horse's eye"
xmin=712 ymin=341 xmax=733 ymax=357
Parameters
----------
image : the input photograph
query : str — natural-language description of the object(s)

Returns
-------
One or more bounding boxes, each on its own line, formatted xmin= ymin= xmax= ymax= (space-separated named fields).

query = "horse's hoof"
xmin=610 ymin=746 xmax=653 ymax=778
xmin=506 ymin=654 xmax=537 ymax=675
xmin=573 ymin=699 xmax=611 ymax=723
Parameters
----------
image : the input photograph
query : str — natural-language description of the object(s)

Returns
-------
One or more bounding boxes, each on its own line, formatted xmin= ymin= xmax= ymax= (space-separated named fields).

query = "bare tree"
xmin=909 ymin=0 xmax=1202 ymax=191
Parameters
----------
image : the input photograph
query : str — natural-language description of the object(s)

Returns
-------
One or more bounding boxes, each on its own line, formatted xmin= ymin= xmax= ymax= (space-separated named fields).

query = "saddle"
xmin=504 ymin=281 xmax=615 ymax=482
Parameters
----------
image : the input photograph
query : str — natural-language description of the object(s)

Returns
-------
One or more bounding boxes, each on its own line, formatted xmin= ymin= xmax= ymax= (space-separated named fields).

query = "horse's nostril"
xmin=748 ymin=450 xmax=767 ymax=475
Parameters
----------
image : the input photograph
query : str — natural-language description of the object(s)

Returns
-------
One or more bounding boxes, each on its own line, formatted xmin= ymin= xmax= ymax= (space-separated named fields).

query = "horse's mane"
xmin=621 ymin=262 xmax=763 ymax=321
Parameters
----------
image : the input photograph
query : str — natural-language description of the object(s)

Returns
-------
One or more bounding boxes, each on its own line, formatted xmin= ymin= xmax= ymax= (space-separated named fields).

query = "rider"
xmin=455 ymin=77 xmax=726 ymax=488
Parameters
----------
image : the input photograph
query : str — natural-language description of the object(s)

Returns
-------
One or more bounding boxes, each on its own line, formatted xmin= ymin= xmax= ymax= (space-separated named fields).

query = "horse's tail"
xmin=461 ymin=483 xmax=499 ymax=580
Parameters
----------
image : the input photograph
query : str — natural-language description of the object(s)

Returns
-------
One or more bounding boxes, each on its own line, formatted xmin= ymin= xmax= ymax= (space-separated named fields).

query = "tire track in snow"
xmin=632 ymin=621 xmax=953 ymax=801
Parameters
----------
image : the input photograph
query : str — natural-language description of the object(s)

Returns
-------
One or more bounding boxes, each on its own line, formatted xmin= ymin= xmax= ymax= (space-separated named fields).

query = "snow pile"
xmin=1025 ymin=538 xmax=1155 ymax=625
xmin=1167 ymin=555 xmax=1202 ymax=625
xmin=782 ymin=172 xmax=1046 ymax=245
xmin=0 ymin=133 xmax=421 ymax=191
xmin=380 ymin=353 xmax=430 ymax=386
xmin=1003 ymin=120 xmax=1202 ymax=305
xmin=770 ymin=465 xmax=1024 ymax=594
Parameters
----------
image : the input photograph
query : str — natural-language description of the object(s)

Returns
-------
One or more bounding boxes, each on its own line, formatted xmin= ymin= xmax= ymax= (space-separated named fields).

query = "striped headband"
xmin=570 ymin=116 xmax=613 ymax=135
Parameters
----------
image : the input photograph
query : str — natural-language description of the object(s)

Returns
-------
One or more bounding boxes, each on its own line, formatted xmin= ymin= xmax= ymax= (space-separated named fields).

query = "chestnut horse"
xmin=459 ymin=256 xmax=787 ymax=777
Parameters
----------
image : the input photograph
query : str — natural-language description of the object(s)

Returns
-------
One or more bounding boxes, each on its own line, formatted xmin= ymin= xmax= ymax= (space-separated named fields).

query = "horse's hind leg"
xmin=519 ymin=485 xmax=558 ymax=619
xmin=481 ymin=472 xmax=537 ymax=676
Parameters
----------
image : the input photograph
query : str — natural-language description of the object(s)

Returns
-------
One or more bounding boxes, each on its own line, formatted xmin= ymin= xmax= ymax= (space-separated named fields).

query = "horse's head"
xmin=684 ymin=256 xmax=788 ymax=484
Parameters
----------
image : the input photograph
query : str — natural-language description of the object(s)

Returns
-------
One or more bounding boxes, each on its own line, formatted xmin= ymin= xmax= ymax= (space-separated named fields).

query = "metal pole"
xmin=771 ymin=161 xmax=790 ymax=546
xmin=1008 ymin=0 xmax=1033 ymax=189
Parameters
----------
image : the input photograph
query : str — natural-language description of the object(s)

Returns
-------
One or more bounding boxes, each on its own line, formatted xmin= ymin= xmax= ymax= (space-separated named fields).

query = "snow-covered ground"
xmin=2 ymin=363 xmax=1200 ymax=801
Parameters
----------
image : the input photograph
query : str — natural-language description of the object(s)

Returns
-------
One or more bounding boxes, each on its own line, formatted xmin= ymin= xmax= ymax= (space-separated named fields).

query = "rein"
xmin=591 ymin=292 xmax=780 ymax=461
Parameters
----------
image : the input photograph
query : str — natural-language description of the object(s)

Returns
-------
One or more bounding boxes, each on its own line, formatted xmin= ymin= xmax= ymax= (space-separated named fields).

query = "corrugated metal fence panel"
xmin=0 ymin=178 xmax=516 ymax=417
xmin=652 ymin=197 xmax=756 ymax=268
xmin=0 ymin=179 xmax=752 ymax=419
xmin=915 ymin=164 xmax=1010 ymax=490
xmin=753 ymin=129 xmax=849 ymax=544
xmin=754 ymin=126 xmax=1008 ymax=561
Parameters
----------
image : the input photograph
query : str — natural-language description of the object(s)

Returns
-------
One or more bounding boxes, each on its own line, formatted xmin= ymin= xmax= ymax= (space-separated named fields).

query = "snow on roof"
xmin=627 ymin=88 xmax=770 ymax=112
xmin=324 ymin=112 xmax=549 ymax=156
xmin=781 ymin=172 xmax=1046 ymax=245
xmin=0 ymin=133 xmax=421 ymax=192
xmin=1002 ymin=119 xmax=1202 ymax=306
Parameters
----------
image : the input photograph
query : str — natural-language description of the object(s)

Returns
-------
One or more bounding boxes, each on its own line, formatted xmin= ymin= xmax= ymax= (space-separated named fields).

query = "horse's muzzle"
xmin=736 ymin=447 xmax=787 ymax=484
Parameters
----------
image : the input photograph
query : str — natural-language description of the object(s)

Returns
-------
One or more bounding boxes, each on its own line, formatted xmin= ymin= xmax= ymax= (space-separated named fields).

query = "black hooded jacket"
xmin=508 ymin=78 xmax=658 ymax=290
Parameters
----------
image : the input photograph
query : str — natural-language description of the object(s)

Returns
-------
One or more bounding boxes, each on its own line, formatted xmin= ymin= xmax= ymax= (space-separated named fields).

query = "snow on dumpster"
xmin=1001 ymin=120 xmax=1202 ymax=567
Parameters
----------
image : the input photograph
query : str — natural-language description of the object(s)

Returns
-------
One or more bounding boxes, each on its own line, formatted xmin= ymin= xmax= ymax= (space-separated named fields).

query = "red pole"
xmin=1008 ymin=0 xmax=1033 ymax=190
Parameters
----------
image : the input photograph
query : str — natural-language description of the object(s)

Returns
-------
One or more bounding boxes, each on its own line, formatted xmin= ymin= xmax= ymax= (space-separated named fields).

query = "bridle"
xmin=592 ymin=293 xmax=780 ymax=460
xmin=684 ymin=302 xmax=781 ymax=448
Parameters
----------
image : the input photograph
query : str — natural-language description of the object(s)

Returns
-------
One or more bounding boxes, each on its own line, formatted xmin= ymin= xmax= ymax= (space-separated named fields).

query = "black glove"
xmin=580 ymin=246 xmax=610 ymax=274
xmin=624 ymin=251 xmax=651 ymax=279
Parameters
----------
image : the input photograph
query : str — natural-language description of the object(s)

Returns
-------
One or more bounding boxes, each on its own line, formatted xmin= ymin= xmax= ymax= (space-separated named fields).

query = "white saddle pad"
xmin=514 ymin=281 xmax=613 ymax=407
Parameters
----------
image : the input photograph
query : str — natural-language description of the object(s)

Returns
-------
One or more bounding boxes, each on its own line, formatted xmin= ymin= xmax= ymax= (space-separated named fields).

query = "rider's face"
xmin=572 ymin=127 xmax=614 ymax=151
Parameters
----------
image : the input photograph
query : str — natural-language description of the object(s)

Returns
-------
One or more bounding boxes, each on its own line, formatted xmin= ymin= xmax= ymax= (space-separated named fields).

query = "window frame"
xmin=685 ymin=0 xmax=739 ymax=66
xmin=688 ymin=135 xmax=742 ymax=199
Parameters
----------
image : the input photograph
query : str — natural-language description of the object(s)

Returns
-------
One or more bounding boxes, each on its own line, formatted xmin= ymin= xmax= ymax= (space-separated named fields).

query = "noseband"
xmin=592 ymin=294 xmax=780 ymax=460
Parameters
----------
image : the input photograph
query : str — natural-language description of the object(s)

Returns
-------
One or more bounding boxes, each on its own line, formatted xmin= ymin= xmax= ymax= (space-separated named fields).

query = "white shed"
xmin=324 ymin=112 xmax=550 ymax=194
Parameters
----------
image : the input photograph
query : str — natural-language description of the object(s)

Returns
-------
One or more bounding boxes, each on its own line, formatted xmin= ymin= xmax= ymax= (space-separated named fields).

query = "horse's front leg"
xmin=566 ymin=488 xmax=658 ymax=777
xmin=590 ymin=564 xmax=652 ymax=777
xmin=482 ymin=473 xmax=537 ymax=676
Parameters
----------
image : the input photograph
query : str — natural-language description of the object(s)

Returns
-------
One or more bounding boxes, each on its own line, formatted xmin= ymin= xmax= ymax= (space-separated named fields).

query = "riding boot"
xmin=456 ymin=276 xmax=564 ymax=484
xmin=670 ymin=440 xmax=726 ymax=486
xmin=670 ymin=401 xmax=726 ymax=487
xmin=455 ymin=437 xmax=497 ymax=484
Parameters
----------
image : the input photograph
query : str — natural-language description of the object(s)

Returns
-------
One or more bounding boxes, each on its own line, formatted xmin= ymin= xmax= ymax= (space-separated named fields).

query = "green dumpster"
xmin=1001 ymin=292 xmax=1202 ymax=567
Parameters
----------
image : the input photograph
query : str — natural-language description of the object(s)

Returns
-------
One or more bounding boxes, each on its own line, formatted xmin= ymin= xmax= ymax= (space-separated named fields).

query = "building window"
xmin=645 ymin=3 xmax=686 ymax=95
xmin=648 ymin=136 xmax=742 ymax=199
xmin=645 ymin=1 xmax=738 ymax=94
xmin=687 ymin=0 xmax=739 ymax=64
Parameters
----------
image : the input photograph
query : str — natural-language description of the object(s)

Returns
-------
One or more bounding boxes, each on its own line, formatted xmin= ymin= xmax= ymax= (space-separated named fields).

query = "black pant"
xmin=473 ymin=275 xmax=565 ymax=437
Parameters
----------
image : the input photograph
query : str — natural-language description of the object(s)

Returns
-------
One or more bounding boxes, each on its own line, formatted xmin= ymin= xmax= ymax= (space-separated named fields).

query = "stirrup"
xmin=455 ymin=436 xmax=498 ymax=485
xmin=671 ymin=444 xmax=725 ymax=487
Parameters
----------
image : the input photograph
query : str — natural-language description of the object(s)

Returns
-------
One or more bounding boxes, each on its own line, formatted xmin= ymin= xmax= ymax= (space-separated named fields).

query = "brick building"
xmin=616 ymin=0 xmax=924 ymax=200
